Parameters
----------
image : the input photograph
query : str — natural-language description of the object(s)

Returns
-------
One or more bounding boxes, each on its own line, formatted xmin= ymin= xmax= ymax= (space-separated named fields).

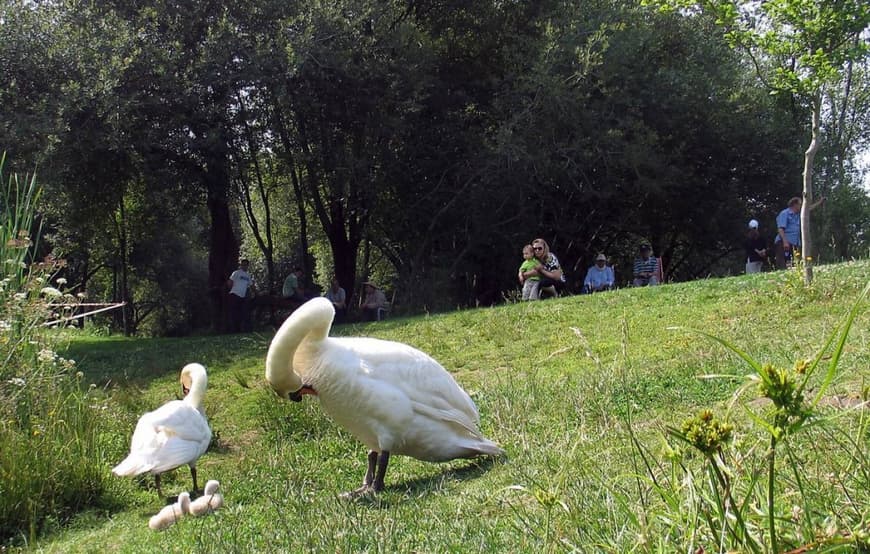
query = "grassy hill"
xmin=30 ymin=261 xmax=870 ymax=552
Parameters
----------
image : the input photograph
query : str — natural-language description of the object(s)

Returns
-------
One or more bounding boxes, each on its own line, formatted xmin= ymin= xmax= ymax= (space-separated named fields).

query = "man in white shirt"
xmin=227 ymin=259 xmax=254 ymax=332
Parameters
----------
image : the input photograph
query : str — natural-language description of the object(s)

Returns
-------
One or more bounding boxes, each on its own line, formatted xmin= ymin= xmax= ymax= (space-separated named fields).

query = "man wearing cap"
xmin=583 ymin=253 xmax=614 ymax=293
xmin=632 ymin=244 xmax=659 ymax=287
xmin=744 ymin=219 xmax=767 ymax=274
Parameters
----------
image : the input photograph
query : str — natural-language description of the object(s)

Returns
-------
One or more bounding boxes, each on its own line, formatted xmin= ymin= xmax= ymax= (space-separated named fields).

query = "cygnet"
xmin=148 ymin=492 xmax=191 ymax=531
xmin=188 ymin=480 xmax=224 ymax=516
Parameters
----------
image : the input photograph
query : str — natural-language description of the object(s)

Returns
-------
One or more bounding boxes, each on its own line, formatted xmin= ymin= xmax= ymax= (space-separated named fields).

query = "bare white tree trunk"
xmin=801 ymin=94 xmax=821 ymax=285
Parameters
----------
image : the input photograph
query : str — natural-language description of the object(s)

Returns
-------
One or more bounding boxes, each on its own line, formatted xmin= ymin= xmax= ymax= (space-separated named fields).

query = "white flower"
xmin=37 ymin=348 xmax=58 ymax=363
xmin=40 ymin=287 xmax=63 ymax=298
xmin=8 ymin=377 xmax=25 ymax=387
xmin=56 ymin=277 xmax=67 ymax=286
xmin=13 ymin=292 xmax=26 ymax=301
xmin=0 ymin=320 xmax=10 ymax=332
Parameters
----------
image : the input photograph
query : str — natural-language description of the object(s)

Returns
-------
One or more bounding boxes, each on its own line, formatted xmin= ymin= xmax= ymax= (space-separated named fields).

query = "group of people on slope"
xmin=226 ymin=261 xmax=391 ymax=332
xmin=744 ymin=195 xmax=825 ymax=274
xmin=517 ymin=239 xmax=661 ymax=299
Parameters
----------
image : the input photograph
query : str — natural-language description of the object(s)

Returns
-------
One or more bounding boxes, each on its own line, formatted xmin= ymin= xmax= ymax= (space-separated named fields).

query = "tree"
xmin=653 ymin=0 xmax=870 ymax=283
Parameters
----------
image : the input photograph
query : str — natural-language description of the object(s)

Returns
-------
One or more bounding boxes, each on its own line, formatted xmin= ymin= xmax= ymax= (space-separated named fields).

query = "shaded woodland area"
xmin=1 ymin=0 xmax=868 ymax=335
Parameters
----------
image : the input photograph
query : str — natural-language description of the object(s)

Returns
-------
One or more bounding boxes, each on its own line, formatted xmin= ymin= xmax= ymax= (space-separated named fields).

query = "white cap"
xmin=748 ymin=219 xmax=759 ymax=229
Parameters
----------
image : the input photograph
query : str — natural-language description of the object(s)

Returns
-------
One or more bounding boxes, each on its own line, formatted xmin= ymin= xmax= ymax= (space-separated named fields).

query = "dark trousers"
xmin=227 ymin=293 xmax=251 ymax=332
xmin=774 ymin=242 xmax=795 ymax=270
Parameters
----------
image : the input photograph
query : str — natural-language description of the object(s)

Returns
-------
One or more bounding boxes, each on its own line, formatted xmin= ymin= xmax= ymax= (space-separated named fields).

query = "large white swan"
xmin=112 ymin=363 xmax=212 ymax=497
xmin=265 ymin=297 xmax=504 ymax=496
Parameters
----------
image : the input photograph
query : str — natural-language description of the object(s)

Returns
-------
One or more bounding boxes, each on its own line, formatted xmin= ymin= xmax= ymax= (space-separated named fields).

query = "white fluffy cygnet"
xmin=188 ymin=480 xmax=223 ymax=516
xmin=148 ymin=492 xmax=191 ymax=531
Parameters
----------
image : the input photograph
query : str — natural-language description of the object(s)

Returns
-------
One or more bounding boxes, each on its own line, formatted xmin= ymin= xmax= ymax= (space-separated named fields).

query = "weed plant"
xmin=641 ymin=281 xmax=870 ymax=552
xmin=0 ymin=157 xmax=112 ymax=546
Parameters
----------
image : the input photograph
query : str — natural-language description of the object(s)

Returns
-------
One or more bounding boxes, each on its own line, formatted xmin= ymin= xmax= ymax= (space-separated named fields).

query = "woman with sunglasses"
xmin=530 ymin=238 xmax=565 ymax=298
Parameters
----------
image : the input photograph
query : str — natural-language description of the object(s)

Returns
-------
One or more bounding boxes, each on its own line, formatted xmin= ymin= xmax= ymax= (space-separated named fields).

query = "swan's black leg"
xmin=155 ymin=473 xmax=163 ymax=498
xmin=363 ymin=450 xmax=378 ymax=487
xmin=340 ymin=450 xmax=384 ymax=499
xmin=372 ymin=451 xmax=390 ymax=492
xmin=190 ymin=465 xmax=199 ymax=494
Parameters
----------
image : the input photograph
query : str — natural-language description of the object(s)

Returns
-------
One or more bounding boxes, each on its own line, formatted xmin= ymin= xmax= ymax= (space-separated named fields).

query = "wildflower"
xmin=13 ymin=292 xmax=26 ymax=301
xmin=793 ymin=359 xmax=810 ymax=374
xmin=40 ymin=286 xmax=63 ymax=298
xmin=679 ymin=409 xmax=733 ymax=456
xmin=56 ymin=277 xmax=67 ymax=286
xmin=8 ymin=377 xmax=25 ymax=387
xmin=37 ymin=348 xmax=58 ymax=363
xmin=0 ymin=320 xmax=10 ymax=332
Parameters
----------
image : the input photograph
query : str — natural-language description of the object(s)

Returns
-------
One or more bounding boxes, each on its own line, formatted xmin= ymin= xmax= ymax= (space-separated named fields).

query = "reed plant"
xmin=0 ymin=155 xmax=111 ymax=545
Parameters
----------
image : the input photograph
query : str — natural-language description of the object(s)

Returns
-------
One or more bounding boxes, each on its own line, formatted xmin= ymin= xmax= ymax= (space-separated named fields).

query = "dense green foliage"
xmin=4 ymin=260 xmax=863 ymax=552
xmin=0 ymin=160 xmax=113 ymax=543
xmin=2 ymin=0 xmax=867 ymax=334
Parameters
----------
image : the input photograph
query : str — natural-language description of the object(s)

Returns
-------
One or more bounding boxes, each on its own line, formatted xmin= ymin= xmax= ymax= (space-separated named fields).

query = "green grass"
xmin=20 ymin=260 xmax=870 ymax=553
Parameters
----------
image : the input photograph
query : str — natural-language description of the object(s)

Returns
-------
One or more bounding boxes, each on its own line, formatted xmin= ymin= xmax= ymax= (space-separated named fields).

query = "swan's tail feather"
xmin=112 ymin=454 xmax=154 ymax=476
xmin=470 ymin=439 xmax=506 ymax=459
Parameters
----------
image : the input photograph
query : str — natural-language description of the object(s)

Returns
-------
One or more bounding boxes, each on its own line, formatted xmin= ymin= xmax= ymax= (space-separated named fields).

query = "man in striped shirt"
xmin=632 ymin=244 xmax=659 ymax=287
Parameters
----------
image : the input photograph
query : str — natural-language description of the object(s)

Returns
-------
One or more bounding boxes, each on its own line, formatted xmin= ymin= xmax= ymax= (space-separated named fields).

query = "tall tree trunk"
xmin=205 ymin=148 xmax=238 ymax=332
xmin=235 ymin=92 xmax=276 ymax=292
xmin=270 ymin=97 xmax=359 ymax=303
xmin=800 ymin=94 xmax=821 ymax=285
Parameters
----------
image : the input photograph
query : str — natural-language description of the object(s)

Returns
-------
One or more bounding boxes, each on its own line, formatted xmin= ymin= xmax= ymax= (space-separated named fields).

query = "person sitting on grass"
xmin=583 ymin=253 xmax=614 ymax=293
xmin=361 ymin=281 xmax=387 ymax=321
xmin=632 ymin=244 xmax=659 ymax=287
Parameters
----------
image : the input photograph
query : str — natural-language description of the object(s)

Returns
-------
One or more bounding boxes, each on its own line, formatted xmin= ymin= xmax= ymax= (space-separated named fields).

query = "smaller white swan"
xmin=148 ymin=492 xmax=190 ymax=531
xmin=188 ymin=479 xmax=224 ymax=516
xmin=113 ymin=363 xmax=212 ymax=497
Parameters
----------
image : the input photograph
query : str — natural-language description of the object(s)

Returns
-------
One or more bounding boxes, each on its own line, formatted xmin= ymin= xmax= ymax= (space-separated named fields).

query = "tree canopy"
xmin=1 ymin=0 xmax=867 ymax=333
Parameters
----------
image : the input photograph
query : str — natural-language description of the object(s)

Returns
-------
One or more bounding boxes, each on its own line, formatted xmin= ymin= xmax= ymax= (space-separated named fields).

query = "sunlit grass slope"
xmin=35 ymin=261 xmax=870 ymax=553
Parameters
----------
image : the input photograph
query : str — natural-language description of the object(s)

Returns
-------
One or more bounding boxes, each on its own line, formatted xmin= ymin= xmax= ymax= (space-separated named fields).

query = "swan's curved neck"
xmin=265 ymin=298 xmax=334 ymax=393
xmin=185 ymin=369 xmax=208 ymax=409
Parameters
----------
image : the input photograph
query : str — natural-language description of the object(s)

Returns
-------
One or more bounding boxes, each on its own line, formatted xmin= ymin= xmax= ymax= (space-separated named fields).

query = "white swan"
xmin=265 ymin=297 xmax=504 ymax=496
xmin=188 ymin=479 xmax=224 ymax=516
xmin=112 ymin=363 xmax=212 ymax=497
xmin=148 ymin=491 xmax=190 ymax=531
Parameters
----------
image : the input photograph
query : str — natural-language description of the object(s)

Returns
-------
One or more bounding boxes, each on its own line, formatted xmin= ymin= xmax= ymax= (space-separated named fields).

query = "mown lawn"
xmin=29 ymin=261 xmax=870 ymax=552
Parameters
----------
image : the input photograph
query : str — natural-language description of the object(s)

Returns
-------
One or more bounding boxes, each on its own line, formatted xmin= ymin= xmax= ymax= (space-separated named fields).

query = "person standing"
xmin=227 ymin=259 xmax=255 ymax=332
xmin=632 ymin=244 xmax=659 ymax=287
xmin=744 ymin=219 xmax=767 ymax=274
xmin=773 ymin=196 xmax=825 ymax=269
xmin=583 ymin=253 xmax=614 ymax=293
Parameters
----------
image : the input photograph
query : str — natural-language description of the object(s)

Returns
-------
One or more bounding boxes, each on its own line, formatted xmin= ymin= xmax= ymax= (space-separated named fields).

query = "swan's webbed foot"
xmin=339 ymin=450 xmax=389 ymax=499
xmin=339 ymin=484 xmax=378 ymax=499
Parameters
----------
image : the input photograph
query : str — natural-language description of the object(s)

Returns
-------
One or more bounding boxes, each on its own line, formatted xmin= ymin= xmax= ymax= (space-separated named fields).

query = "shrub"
xmin=0 ymin=156 xmax=111 ymax=545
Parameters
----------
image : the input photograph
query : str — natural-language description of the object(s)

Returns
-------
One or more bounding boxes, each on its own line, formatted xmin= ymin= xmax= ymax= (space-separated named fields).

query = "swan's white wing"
xmin=120 ymin=400 xmax=211 ymax=475
xmin=343 ymin=338 xmax=480 ymax=418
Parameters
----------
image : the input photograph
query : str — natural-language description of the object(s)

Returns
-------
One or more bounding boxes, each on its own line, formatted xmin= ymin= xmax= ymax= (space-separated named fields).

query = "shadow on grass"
xmin=349 ymin=456 xmax=504 ymax=508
